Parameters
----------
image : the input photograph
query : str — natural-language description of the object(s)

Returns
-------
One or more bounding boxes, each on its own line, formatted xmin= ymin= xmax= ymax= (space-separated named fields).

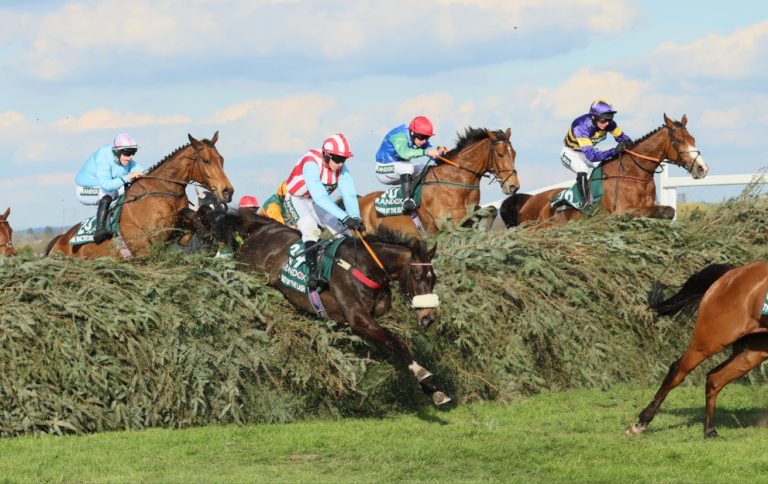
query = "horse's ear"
xmin=1 ymin=207 xmax=9 ymax=219
xmin=505 ymin=127 xmax=511 ymax=138
xmin=211 ymin=131 xmax=219 ymax=145
xmin=663 ymin=113 xmax=673 ymax=127
xmin=681 ymin=114 xmax=688 ymax=126
xmin=188 ymin=133 xmax=201 ymax=147
xmin=428 ymin=243 xmax=437 ymax=260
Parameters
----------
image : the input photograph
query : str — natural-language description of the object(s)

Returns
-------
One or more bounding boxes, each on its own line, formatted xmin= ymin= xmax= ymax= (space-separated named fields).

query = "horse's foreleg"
xmin=704 ymin=336 xmax=768 ymax=438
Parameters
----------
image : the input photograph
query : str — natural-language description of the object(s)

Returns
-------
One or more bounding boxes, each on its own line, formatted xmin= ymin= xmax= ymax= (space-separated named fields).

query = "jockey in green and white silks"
xmin=74 ymin=133 xmax=144 ymax=243
xmin=561 ymin=99 xmax=632 ymax=207
xmin=375 ymin=116 xmax=446 ymax=213
xmin=284 ymin=134 xmax=365 ymax=291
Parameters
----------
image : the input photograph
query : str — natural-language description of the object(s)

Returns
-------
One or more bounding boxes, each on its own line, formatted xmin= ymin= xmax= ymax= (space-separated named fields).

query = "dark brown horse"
xmin=627 ymin=261 xmax=768 ymax=438
xmin=235 ymin=212 xmax=450 ymax=405
xmin=0 ymin=207 xmax=16 ymax=256
xmin=359 ymin=127 xmax=519 ymax=238
xmin=500 ymin=114 xmax=708 ymax=227
xmin=46 ymin=132 xmax=233 ymax=259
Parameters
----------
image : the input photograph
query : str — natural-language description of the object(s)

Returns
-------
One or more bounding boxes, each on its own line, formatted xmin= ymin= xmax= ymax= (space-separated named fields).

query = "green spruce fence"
xmin=0 ymin=188 xmax=766 ymax=436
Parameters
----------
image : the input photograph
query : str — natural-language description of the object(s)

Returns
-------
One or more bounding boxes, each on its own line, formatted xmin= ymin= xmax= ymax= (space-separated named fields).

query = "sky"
xmin=1 ymin=0 xmax=767 ymax=229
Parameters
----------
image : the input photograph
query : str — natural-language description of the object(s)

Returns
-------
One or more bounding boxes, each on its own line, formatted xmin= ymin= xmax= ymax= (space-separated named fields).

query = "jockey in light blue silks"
xmin=74 ymin=133 xmax=144 ymax=243
xmin=375 ymin=116 xmax=447 ymax=213
xmin=284 ymin=133 xmax=365 ymax=290
xmin=561 ymin=99 xmax=633 ymax=207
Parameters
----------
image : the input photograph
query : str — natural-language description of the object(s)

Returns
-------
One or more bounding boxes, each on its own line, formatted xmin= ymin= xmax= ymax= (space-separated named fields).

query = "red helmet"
xmin=322 ymin=134 xmax=354 ymax=158
xmin=238 ymin=195 xmax=259 ymax=208
xmin=408 ymin=116 xmax=434 ymax=137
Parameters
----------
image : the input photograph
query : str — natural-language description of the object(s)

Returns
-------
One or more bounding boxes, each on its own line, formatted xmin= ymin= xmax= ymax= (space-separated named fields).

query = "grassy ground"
xmin=2 ymin=383 xmax=768 ymax=483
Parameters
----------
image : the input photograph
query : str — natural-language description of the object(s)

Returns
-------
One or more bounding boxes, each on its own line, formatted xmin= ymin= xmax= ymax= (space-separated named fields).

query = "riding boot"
xmin=304 ymin=240 xmax=325 ymax=291
xmin=400 ymin=174 xmax=416 ymax=214
xmin=576 ymin=172 xmax=591 ymax=209
xmin=92 ymin=195 xmax=113 ymax=243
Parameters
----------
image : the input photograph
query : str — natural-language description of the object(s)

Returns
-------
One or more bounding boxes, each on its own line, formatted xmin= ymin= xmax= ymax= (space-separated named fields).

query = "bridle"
xmin=403 ymin=260 xmax=435 ymax=303
xmin=0 ymin=219 xmax=14 ymax=251
xmin=621 ymin=123 xmax=699 ymax=176
xmin=430 ymin=133 xmax=517 ymax=189
xmin=126 ymin=144 xmax=218 ymax=203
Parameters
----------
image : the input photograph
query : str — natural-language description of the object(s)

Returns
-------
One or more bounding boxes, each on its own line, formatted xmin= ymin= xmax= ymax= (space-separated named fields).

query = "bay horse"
xmin=46 ymin=132 xmax=233 ymax=259
xmin=0 ymin=207 xmax=16 ymax=256
xmin=359 ymin=127 xmax=519 ymax=238
xmin=626 ymin=261 xmax=768 ymax=438
xmin=235 ymin=212 xmax=450 ymax=406
xmin=500 ymin=114 xmax=708 ymax=227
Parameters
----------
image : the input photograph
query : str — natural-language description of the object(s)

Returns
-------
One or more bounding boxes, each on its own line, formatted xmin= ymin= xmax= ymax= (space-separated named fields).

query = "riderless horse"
xmin=0 ymin=207 xmax=16 ymax=256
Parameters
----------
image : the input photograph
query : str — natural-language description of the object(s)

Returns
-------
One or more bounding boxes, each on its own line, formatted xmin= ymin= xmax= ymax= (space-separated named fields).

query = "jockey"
xmin=74 ymin=133 xmax=144 ymax=243
xmin=375 ymin=116 xmax=447 ymax=213
xmin=259 ymin=181 xmax=290 ymax=226
xmin=284 ymin=134 xmax=365 ymax=290
xmin=561 ymin=99 xmax=633 ymax=207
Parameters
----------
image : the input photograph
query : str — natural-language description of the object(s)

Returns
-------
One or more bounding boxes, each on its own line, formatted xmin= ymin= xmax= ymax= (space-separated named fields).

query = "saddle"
xmin=69 ymin=194 xmax=127 ymax=246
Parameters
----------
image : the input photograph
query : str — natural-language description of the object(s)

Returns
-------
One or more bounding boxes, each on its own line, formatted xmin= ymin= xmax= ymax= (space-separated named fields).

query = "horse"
xmin=500 ymin=114 xmax=708 ymax=227
xmin=46 ymin=132 xmax=233 ymax=259
xmin=235 ymin=212 xmax=450 ymax=406
xmin=626 ymin=261 xmax=768 ymax=438
xmin=0 ymin=207 xmax=16 ymax=256
xmin=358 ymin=127 xmax=519 ymax=238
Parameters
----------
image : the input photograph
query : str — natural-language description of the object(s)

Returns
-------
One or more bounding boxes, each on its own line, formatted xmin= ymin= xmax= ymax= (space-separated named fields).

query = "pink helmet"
xmin=408 ymin=116 xmax=434 ymax=137
xmin=322 ymin=134 xmax=354 ymax=158
xmin=239 ymin=195 xmax=259 ymax=208
xmin=113 ymin=133 xmax=138 ymax=150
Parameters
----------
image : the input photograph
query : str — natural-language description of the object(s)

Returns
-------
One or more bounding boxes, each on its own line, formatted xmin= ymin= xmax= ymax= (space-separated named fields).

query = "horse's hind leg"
xmin=627 ymin=346 xmax=713 ymax=435
xmin=704 ymin=335 xmax=768 ymax=438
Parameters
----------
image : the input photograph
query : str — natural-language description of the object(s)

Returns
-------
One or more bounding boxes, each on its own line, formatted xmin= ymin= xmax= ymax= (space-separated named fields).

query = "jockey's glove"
xmin=342 ymin=216 xmax=366 ymax=232
xmin=615 ymin=139 xmax=632 ymax=154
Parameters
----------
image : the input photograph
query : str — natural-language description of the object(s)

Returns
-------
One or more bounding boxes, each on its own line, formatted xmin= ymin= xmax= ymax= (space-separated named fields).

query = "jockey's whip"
xmin=354 ymin=230 xmax=385 ymax=271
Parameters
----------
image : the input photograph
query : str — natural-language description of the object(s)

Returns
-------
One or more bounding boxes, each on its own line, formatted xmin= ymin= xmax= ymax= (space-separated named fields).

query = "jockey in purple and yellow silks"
xmin=375 ymin=116 xmax=447 ymax=213
xmin=561 ymin=99 xmax=633 ymax=207
xmin=284 ymin=134 xmax=364 ymax=290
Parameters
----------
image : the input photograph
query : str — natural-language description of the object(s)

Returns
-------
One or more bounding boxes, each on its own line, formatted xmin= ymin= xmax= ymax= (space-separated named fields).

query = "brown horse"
xmin=46 ymin=132 xmax=233 ymax=259
xmin=359 ymin=127 xmax=519 ymax=238
xmin=627 ymin=261 xmax=768 ymax=438
xmin=500 ymin=114 xmax=708 ymax=227
xmin=235 ymin=212 xmax=450 ymax=405
xmin=0 ymin=207 xmax=16 ymax=256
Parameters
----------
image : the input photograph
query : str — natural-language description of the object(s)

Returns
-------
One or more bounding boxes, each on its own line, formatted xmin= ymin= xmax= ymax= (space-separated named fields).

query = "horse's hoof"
xmin=432 ymin=391 xmax=451 ymax=406
xmin=705 ymin=429 xmax=721 ymax=439
xmin=415 ymin=368 xmax=433 ymax=382
xmin=625 ymin=423 xmax=646 ymax=436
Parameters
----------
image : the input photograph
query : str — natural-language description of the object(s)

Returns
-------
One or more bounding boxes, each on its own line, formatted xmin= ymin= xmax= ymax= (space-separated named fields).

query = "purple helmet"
xmin=589 ymin=99 xmax=617 ymax=117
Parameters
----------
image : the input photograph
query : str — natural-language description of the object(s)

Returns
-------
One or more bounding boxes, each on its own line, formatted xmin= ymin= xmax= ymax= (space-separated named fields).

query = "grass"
xmin=3 ymin=383 xmax=768 ymax=483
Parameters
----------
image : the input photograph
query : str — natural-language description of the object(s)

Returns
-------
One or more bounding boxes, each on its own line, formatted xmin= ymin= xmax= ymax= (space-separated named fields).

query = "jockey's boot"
xmin=400 ymin=174 xmax=417 ymax=214
xmin=576 ymin=172 xmax=592 ymax=209
xmin=93 ymin=195 xmax=113 ymax=243
xmin=304 ymin=240 xmax=326 ymax=291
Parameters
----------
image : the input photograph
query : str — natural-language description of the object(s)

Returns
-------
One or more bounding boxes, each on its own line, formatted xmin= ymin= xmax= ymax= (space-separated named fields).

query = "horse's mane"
xmin=604 ymin=125 xmax=666 ymax=162
xmin=141 ymin=138 xmax=217 ymax=175
xmin=364 ymin=227 xmax=428 ymax=258
xmin=448 ymin=127 xmax=506 ymax=156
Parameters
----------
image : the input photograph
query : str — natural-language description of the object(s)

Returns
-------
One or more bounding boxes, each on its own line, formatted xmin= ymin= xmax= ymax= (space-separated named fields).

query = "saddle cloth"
xmin=279 ymin=237 xmax=346 ymax=293
xmin=550 ymin=165 xmax=605 ymax=211
xmin=69 ymin=194 xmax=127 ymax=246
xmin=374 ymin=184 xmax=424 ymax=217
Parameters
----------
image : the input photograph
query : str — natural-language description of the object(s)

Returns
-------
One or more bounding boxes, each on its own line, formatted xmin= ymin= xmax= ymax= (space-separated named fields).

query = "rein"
xmin=431 ymin=136 xmax=515 ymax=188
xmin=124 ymin=146 xmax=208 ymax=204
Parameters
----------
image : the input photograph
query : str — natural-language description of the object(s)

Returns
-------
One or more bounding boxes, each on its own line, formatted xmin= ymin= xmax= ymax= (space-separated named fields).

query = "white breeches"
xmin=287 ymin=195 xmax=346 ymax=242
xmin=560 ymin=146 xmax=596 ymax=175
xmin=75 ymin=185 xmax=121 ymax=205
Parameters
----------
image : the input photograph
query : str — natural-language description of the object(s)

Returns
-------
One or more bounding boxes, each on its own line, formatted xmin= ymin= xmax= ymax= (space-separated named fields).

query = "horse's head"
xmin=188 ymin=131 xmax=235 ymax=203
xmin=406 ymin=241 xmax=439 ymax=329
xmin=0 ymin=207 xmax=16 ymax=256
xmin=487 ymin=128 xmax=520 ymax=195
xmin=663 ymin=114 xmax=708 ymax=179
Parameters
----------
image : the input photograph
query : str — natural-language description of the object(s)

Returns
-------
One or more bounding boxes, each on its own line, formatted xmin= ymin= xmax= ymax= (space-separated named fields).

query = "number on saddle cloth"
xmin=374 ymin=184 xmax=424 ymax=217
xmin=550 ymin=166 xmax=605 ymax=211
xmin=69 ymin=194 xmax=127 ymax=246
xmin=279 ymin=237 xmax=346 ymax=293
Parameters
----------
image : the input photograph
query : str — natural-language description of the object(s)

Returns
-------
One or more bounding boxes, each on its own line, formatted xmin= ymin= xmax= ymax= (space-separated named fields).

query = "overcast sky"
xmin=1 ymin=0 xmax=767 ymax=228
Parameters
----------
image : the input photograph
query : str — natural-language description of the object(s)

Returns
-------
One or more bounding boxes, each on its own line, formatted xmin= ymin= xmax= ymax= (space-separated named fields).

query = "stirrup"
xmin=402 ymin=198 xmax=417 ymax=213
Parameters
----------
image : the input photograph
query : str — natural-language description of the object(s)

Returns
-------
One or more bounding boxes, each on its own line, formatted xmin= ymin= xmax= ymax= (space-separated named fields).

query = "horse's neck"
xmin=372 ymin=242 xmax=410 ymax=282
xmin=610 ymin=133 xmax=665 ymax=176
xmin=138 ymin=150 xmax=193 ymax=194
xmin=428 ymin=140 xmax=487 ymax=184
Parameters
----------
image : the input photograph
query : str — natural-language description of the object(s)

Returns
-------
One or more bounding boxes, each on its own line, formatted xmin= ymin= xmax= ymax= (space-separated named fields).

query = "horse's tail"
xmin=44 ymin=234 xmax=62 ymax=256
xmin=499 ymin=193 xmax=531 ymax=228
xmin=648 ymin=263 xmax=735 ymax=317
